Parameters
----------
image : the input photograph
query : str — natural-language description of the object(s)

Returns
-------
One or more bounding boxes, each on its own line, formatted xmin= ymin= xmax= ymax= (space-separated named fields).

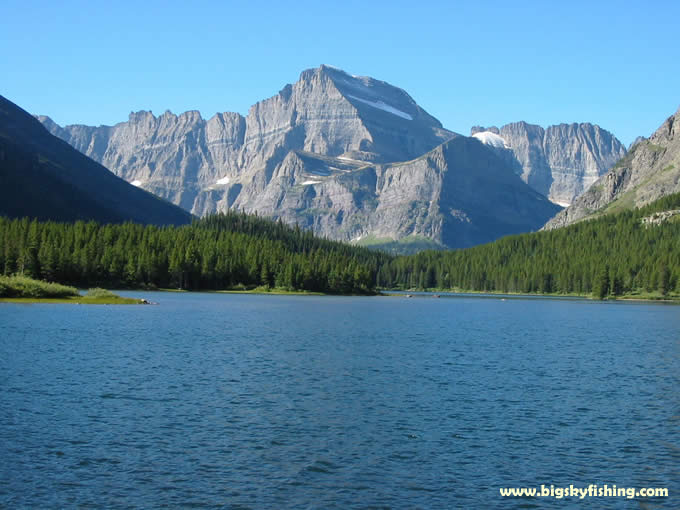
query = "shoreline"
xmin=158 ymin=287 xmax=372 ymax=297
xmin=0 ymin=296 xmax=146 ymax=305
xmin=380 ymin=288 xmax=680 ymax=303
xmin=4 ymin=287 xmax=676 ymax=304
xmin=211 ymin=289 xmax=326 ymax=296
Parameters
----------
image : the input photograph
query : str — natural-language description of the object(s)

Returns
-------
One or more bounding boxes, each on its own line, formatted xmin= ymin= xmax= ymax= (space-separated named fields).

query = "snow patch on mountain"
xmin=347 ymin=95 xmax=413 ymax=121
xmin=216 ymin=176 xmax=231 ymax=185
xmin=472 ymin=131 xmax=510 ymax=149
xmin=130 ymin=180 xmax=143 ymax=187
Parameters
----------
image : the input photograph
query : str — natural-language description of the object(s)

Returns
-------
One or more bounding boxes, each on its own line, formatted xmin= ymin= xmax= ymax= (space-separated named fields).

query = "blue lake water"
xmin=1 ymin=292 xmax=678 ymax=508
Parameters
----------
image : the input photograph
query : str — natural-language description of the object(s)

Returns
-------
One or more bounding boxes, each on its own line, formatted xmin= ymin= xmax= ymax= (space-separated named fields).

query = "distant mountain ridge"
xmin=34 ymin=65 xmax=620 ymax=249
xmin=470 ymin=122 xmax=626 ymax=206
xmin=0 ymin=95 xmax=192 ymax=225
xmin=544 ymin=106 xmax=680 ymax=229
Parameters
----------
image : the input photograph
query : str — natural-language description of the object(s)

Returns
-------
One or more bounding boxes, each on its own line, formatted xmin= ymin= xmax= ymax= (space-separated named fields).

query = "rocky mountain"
xmin=38 ymin=65 xmax=454 ymax=215
xmin=544 ymin=106 xmax=680 ymax=230
xmin=628 ymin=136 xmax=647 ymax=151
xmin=230 ymin=136 xmax=561 ymax=249
xmin=36 ymin=65 xmax=563 ymax=248
xmin=470 ymin=122 xmax=626 ymax=206
xmin=0 ymin=95 xmax=192 ymax=225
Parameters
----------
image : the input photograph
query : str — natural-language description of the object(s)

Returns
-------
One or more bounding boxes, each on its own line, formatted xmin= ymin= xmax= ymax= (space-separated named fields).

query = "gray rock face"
xmin=230 ymin=137 xmax=561 ymax=248
xmin=39 ymin=65 xmax=453 ymax=216
xmin=641 ymin=209 xmax=680 ymax=227
xmin=628 ymin=136 xmax=647 ymax=151
xmin=543 ymin=107 xmax=680 ymax=230
xmin=39 ymin=109 xmax=246 ymax=212
xmin=36 ymin=65 xmax=564 ymax=248
xmin=471 ymin=122 xmax=626 ymax=206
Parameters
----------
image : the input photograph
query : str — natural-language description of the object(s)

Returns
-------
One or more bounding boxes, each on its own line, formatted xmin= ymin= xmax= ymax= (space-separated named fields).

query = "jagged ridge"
xmin=544 ymin=106 xmax=680 ymax=229
xmin=471 ymin=122 xmax=626 ymax=206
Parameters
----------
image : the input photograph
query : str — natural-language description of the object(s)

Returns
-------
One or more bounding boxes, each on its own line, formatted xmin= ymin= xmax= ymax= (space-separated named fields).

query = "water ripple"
xmin=1 ymin=292 xmax=678 ymax=508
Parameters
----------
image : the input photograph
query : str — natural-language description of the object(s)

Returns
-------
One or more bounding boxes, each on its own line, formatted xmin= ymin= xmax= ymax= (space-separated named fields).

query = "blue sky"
xmin=3 ymin=0 xmax=678 ymax=146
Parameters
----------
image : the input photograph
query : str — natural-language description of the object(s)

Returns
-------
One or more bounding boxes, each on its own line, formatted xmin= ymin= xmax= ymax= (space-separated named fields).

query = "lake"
xmin=1 ymin=292 xmax=678 ymax=508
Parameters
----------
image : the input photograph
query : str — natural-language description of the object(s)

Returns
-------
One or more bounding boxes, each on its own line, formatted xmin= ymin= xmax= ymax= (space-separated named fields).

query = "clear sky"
xmin=3 ymin=0 xmax=678 ymax=146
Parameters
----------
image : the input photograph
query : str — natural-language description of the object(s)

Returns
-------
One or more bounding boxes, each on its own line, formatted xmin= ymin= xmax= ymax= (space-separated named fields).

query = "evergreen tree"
xmin=595 ymin=265 xmax=610 ymax=300
xmin=659 ymin=265 xmax=671 ymax=296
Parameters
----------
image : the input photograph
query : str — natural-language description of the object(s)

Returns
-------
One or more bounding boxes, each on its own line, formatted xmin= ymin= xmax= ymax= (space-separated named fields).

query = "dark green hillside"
xmin=0 ymin=212 xmax=390 ymax=294
xmin=0 ymin=95 xmax=191 ymax=225
xmin=383 ymin=192 xmax=680 ymax=299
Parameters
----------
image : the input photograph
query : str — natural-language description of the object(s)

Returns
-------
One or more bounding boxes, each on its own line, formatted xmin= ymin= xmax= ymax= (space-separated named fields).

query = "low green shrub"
xmin=0 ymin=275 xmax=79 ymax=298
xmin=85 ymin=288 xmax=119 ymax=299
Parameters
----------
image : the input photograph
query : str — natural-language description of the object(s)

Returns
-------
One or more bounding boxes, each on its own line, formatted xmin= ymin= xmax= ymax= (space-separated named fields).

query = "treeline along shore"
xmin=0 ymin=212 xmax=386 ymax=295
xmin=1 ymin=193 xmax=679 ymax=300
xmin=379 ymin=193 xmax=680 ymax=299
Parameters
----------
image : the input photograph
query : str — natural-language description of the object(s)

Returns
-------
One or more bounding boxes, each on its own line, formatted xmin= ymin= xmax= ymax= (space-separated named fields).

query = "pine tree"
xmin=659 ymin=265 xmax=671 ymax=296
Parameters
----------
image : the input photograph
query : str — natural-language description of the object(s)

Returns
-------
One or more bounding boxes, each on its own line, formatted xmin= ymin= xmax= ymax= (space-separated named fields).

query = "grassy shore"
xmin=214 ymin=288 xmax=326 ymax=296
xmin=0 ymin=295 xmax=144 ymax=305
xmin=155 ymin=285 xmax=324 ymax=295
xmin=613 ymin=290 xmax=680 ymax=302
xmin=0 ymin=276 xmax=146 ymax=305
xmin=381 ymin=287 xmax=680 ymax=302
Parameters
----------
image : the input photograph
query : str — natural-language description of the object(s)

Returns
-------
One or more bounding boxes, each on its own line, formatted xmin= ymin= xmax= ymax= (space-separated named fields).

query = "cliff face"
xmin=224 ymin=137 xmax=561 ymax=248
xmin=39 ymin=65 xmax=454 ymax=217
xmin=36 ymin=65 xmax=566 ymax=248
xmin=471 ymin=122 xmax=626 ymax=206
xmin=38 ymin=110 xmax=246 ymax=212
xmin=544 ymin=107 xmax=680 ymax=229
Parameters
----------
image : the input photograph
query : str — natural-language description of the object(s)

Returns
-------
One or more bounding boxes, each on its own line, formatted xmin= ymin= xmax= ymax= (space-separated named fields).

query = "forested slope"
xmin=0 ymin=212 xmax=389 ymax=294
xmin=383 ymin=193 xmax=680 ymax=298
xmin=3 ymin=193 xmax=678 ymax=299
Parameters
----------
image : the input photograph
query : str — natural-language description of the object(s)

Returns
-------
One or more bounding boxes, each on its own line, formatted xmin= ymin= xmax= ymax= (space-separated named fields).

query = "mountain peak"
xmin=34 ymin=114 xmax=59 ymax=132
xmin=32 ymin=68 xmax=624 ymax=250
xmin=325 ymin=67 xmax=444 ymax=129
xmin=318 ymin=63 xmax=346 ymax=73
xmin=128 ymin=110 xmax=156 ymax=123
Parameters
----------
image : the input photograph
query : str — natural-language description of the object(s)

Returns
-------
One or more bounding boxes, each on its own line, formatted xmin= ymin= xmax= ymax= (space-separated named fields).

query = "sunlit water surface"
xmin=1 ymin=292 xmax=678 ymax=508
